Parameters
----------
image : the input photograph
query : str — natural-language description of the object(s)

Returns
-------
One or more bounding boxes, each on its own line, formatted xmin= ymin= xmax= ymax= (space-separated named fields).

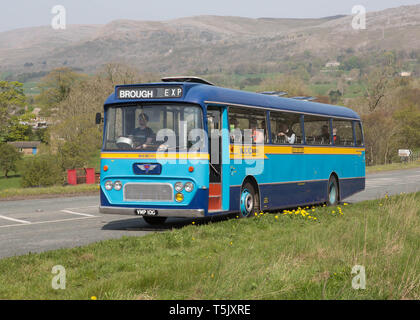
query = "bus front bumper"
xmin=99 ymin=206 xmax=205 ymax=218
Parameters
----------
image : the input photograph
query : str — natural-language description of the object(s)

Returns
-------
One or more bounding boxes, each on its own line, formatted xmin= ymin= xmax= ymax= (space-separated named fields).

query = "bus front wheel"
xmin=142 ymin=216 xmax=167 ymax=225
xmin=239 ymin=182 xmax=260 ymax=218
xmin=327 ymin=176 xmax=339 ymax=206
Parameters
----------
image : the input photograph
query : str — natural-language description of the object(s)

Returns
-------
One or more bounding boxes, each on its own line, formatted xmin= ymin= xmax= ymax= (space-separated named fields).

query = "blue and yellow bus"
xmin=98 ymin=77 xmax=365 ymax=224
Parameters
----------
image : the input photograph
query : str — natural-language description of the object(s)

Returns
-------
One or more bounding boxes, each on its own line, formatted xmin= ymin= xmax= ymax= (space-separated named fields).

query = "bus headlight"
xmin=114 ymin=181 xmax=122 ymax=191
xmin=104 ymin=181 xmax=113 ymax=191
xmin=184 ymin=182 xmax=194 ymax=192
xmin=174 ymin=182 xmax=184 ymax=192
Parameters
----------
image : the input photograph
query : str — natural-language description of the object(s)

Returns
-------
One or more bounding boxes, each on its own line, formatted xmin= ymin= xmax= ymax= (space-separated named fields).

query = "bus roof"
xmin=105 ymin=82 xmax=360 ymax=120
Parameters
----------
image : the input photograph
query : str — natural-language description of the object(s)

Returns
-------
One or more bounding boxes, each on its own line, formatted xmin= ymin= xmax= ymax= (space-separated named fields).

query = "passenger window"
xmin=354 ymin=121 xmax=364 ymax=146
xmin=269 ymin=112 xmax=302 ymax=144
xmin=229 ymin=107 xmax=268 ymax=144
xmin=332 ymin=120 xmax=354 ymax=146
xmin=304 ymin=116 xmax=331 ymax=145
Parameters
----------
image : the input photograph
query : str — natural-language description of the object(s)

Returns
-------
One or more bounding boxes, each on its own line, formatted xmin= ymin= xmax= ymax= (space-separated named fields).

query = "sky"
xmin=1 ymin=0 xmax=419 ymax=32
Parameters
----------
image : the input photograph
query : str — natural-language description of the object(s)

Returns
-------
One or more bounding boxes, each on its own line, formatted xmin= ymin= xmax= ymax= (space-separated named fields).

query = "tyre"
xmin=143 ymin=216 xmax=167 ymax=225
xmin=326 ymin=175 xmax=339 ymax=206
xmin=239 ymin=182 xmax=260 ymax=218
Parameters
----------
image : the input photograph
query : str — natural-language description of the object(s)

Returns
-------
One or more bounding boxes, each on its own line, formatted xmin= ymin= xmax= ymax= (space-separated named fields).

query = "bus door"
xmin=206 ymin=106 xmax=229 ymax=211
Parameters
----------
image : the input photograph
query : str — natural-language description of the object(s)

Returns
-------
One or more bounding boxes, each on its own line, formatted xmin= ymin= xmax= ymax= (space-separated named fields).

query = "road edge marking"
xmin=0 ymin=214 xmax=31 ymax=224
xmin=60 ymin=209 xmax=97 ymax=217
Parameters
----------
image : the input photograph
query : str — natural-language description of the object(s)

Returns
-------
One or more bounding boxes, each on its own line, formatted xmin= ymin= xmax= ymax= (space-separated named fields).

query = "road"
xmin=1 ymin=167 xmax=420 ymax=259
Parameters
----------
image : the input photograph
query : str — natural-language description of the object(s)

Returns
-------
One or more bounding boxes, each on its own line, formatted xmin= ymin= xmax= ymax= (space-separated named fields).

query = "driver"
xmin=133 ymin=113 xmax=154 ymax=149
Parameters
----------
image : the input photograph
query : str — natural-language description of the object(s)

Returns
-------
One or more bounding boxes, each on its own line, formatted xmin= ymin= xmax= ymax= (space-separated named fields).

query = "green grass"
xmin=0 ymin=175 xmax=22 ymax=191
xmin=366 ymin=160 xmax=420 ymax=174
xmin=0 ymin=193 xmax=418 ymax=300
xmin=0 ymin=183 xmax=99 ymax=199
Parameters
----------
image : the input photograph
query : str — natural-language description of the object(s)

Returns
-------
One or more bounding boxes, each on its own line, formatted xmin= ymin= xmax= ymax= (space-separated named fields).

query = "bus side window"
xmin=304 ymin=116 xmax=331 ymax=145
xmin=332 ymin=120 xmax=354 ymax=146
xmin=354 ymin=121 xmax=364 ymax=146
xmin=229 ymin=107 xmax=267 ymax=144
xmin=269 ymin=111 xmax=302 ymax=145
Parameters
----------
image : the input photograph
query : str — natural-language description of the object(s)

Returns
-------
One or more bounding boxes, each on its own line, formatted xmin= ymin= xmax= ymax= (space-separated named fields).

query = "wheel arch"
xmin=241 ymin=175 xmax=261 ymax=209
xmin=329 ymin=171 xmax=340 ymax=202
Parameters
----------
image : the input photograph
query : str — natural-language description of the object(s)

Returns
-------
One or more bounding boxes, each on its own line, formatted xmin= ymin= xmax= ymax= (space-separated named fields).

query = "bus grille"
xmin=124 ymin=183 xmax=173 ymax=202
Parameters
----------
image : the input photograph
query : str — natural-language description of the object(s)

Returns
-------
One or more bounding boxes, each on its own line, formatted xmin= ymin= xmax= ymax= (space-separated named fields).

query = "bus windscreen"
xmin=104 ymin=104 xmax=204 ymax=152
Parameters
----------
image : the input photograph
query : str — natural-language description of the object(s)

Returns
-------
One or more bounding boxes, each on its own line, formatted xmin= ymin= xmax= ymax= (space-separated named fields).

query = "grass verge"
xmin=0 ymin=184 xmax=99 ymax=200
xmin=0 ymin=193 xmax=418 ymax=300
xmin=366 ymin=161 xmax=420 ymax=174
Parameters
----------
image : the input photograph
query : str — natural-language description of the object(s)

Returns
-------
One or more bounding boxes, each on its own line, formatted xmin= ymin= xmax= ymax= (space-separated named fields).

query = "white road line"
xmin=60 ymin=209 xmax=97 ymax=217
xmin=0 ymin=216 xmax=97 ymax=229
xmin=0 ymin=214 xmax=31 ymax=225
xmin=63 ymin=205 xmax=98 ymax=210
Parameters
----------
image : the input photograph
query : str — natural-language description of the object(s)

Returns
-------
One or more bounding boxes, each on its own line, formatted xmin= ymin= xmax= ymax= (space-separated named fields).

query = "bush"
xmin=0 ymin=143 xmax=22 ymax=177
xmin=20 ymin=154 xmax=64 ymax=187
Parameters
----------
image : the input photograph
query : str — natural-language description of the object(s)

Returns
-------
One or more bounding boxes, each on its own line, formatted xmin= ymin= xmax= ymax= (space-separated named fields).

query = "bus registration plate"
xmin=135 ymin=209 xmax=158 ymax=216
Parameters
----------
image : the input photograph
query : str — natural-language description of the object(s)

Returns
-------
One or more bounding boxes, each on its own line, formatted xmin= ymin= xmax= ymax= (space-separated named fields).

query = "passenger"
xmin=277 ymin=123 xmax=296 ymax=144
xmin=133 ymin=113 xmax=154 ymax=149
xmin=250 ymin=120 xmax=264 ymax=144
xmin=333 ymin=127 xmax=338 ymax=144
xmin=318 ymin=125 xmax=330 ymax=144
xmin=229 ymin=118 xmax=242 ymax=143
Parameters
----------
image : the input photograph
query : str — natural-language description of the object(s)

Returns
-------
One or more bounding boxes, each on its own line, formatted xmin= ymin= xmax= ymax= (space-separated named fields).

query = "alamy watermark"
xmin=351 ymin=265 xmax=366 ymax=290
xmin=51 ymin=265 xmax=66 ymax=290
xmin=51 ymin=5 xmax=66 ymax=30
xmin=352 ymin=5 xmax=366 ymax=30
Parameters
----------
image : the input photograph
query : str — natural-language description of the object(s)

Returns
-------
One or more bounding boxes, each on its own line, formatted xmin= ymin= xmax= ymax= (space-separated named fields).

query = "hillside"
xmin=0 ymin=5 xmax=419 ymax=76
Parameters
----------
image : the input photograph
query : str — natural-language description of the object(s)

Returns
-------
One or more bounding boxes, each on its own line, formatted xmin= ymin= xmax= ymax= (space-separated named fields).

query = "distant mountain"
xmin=0 ymin=5 xmax=419 ymax=76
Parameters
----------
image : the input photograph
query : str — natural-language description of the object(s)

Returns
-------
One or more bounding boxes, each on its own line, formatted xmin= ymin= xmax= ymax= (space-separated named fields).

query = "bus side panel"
xmin=259 ymin=180 xmax=328 ymax=209
xmin=229 ymin=186 xmax=241 ymax=212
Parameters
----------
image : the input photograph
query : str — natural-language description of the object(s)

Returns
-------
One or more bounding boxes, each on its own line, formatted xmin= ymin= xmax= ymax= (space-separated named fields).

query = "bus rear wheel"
xmin=142 ymin=216 xmax=167 ymax=225
xmin=327 ymin=176 xmax=339 ymax=206
xmin=239 ymin=182 xmax=260 ymax=218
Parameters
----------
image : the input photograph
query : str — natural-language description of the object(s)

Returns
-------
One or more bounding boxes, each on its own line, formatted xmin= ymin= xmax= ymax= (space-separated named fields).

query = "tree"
xmin=328 ymin=90 xmax=342 ymax=104
xmin=4 ymin=116 xmax=33 ymax=142
xmin=36 ymin=67 xmax=85 ymax=117
xmin=0 ymin=81 xmax=26 ymax=141
xmin=0 ymin=143 xmax=22 ymax=178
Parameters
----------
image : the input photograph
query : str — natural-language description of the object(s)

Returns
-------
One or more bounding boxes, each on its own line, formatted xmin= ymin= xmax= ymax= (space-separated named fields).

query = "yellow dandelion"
xmin=192 ymin=221 xmax=195 ymax=225
xmin=343 ymin=203 xmax=348 ymax=206
xmin=313 ymin=217 xmax=317 ymax=220
xmin=230 ymin=241 xmax=233 ymax=246
xmin=91 ymin=296 xmax=97 ymax=300
xmin=211 ymin=273 xmax=214 ymax=278
xmin=332 ymin=210 xmax=336 ymax=214
xmin=275 ymin=215 xmax=279 ymax=219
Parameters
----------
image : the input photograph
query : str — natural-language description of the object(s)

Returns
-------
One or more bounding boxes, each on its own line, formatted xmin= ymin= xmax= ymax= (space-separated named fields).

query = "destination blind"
xmin=117 ymin=86 xmax=183 ymax=99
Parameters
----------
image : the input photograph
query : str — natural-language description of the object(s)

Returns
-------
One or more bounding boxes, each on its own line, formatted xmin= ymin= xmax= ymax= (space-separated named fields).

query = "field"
xmin=0 ymin=193 xmax=418 ymax=300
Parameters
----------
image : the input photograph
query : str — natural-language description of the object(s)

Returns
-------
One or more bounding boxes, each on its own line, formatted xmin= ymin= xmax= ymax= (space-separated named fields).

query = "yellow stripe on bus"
xmin=229 ymin=145 xmax=365 ymax=158
xmin=101 ymin=153 xmax=210 ymax=160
